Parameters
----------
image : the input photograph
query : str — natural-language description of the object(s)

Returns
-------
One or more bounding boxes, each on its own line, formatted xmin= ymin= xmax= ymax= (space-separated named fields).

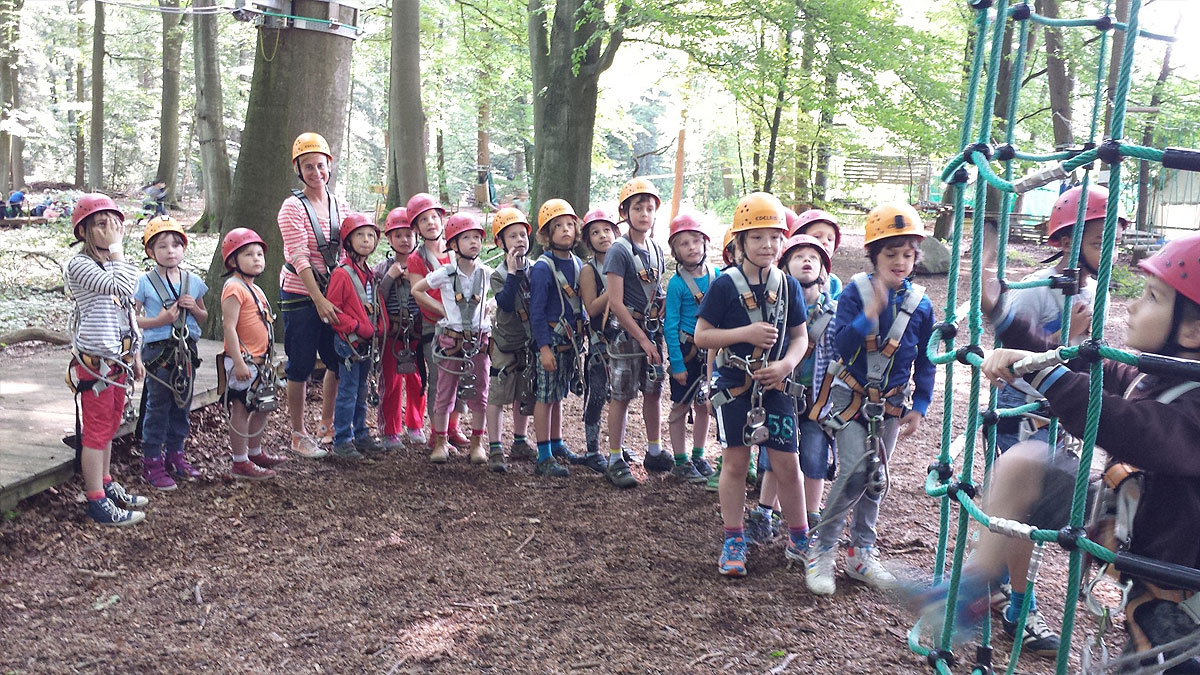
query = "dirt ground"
xmin=0 ymin=234 xmax=1137 ymax=674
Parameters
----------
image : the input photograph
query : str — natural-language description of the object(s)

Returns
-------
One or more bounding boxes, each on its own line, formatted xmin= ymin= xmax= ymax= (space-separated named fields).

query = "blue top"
xmin=831 ymin=275 xmax=936 ymax=415
xmin=8 ymin=190 xmax=25 ymax=204
xmin=828 ymin=272 xmax=843 ymax=299
xmin=529 ymin=252 xmax=582 ymax=349
xmin=495 ymin=267 xmax=525 ymax=314
xmin=664 ymin=265 xmax=718 ymax=374
xmin=697 ymin=268 xmax=806 ymax=392
xmin=134 ymin=269 xmax=208 ymax=342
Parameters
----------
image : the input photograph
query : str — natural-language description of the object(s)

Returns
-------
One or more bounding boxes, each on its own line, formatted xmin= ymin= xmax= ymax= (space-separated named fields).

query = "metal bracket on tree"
xmin=232 ymin=0 xmax=362 ymax=40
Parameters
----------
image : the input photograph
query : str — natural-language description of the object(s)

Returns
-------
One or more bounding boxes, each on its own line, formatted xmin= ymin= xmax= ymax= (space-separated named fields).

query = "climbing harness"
xmin=536 ymin=252 xmax=587 ymax=397
xmin=142 ymin=269 xmax=200 ymax=409
xmin=433 ymin=264 xmax=487 ymax=400
xmin=282 ymin=187 xmax=342 ymax=290
xmin=608 ymin=234 xmax=666 ymax=340
xmin=381 ymin=259 xmax=421 ymax=376
xmin=217 ymin=278 xmax=280 ymax=438
xmin=493 ymin=262 xmax=536 ymax=415
xmin=667 ymin=264 xmax=716 ymax=423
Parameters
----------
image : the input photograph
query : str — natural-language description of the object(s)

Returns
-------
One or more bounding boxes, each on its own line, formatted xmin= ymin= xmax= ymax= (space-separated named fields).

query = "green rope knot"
xmin=995 ymin=143 xmax=1016 ymax=161
xmin=956 ymin=344 xmax=985 ymax=366
xmin=1010 ymin=2 xmax=1031 ymax=21
xmin=927 ymin=648 xmax=957 ymax=669
xmin=932 ymin=321 xmax=958 ymax=341
xmin=1056 ymin=526 xmax=1089 ymax=551
xmin=1161 ymin=147 xmax=1200 ymax=172
xmin=980 ymin=409 xmax=1000 ymax=426
xmin=1048 ymin=268 xmax=1080 ymax=296
xmin=950 ymin=167 xmax=971 ymax=185
xmin=975 ymin=645 xmax=995 ymax=674
xmin=967 ymin=142 xmax=994 ymax=162
xmin=928 ymin=460 xmax=954 ymax=482
xmin=1095 ymin=14 xmax=1114 ymax=31
xmin=969 ymin=0 xmax=993 ymax=9
xmin=947 ymin=478 xmax=979 ymax=500
xmin=1076 ymin=339 xmax=1104 ymax=363
xmin=1097 ymin=139 xmax=1124 ymax=165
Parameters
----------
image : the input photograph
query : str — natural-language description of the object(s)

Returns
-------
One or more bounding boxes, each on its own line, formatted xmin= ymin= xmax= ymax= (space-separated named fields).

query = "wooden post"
xmin=671 ymin=107 xmax=687 ymax=222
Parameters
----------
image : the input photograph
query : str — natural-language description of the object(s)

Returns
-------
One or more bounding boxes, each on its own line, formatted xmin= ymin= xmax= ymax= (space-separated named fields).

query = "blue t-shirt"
xmin=529 ymin=252 xmax=582 ymax=349
xmin=135 ymin=269 xmax=208 ymax=342
xmin=828 ymin=272 xmax=843 ymax=299
xmin=664 ymin=265 xmax=720 ymax=374
xmin=697 ymin=267 xmax=807 ymax=392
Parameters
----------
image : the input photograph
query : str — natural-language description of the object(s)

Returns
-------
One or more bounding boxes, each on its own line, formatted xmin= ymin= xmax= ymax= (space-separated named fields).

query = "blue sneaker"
xmin=718 ymin=536 xmax=747 ymax=577
xmin=86 ymin=498 xmax=145 ymax=527
xmin=104 ymin=480 xmax=148 ymax=509
xmin=785 ymin=530 xmax=809 ymax=562
xmin=692 ymin=456 xmax=715 ymax=477
xmin=745 ymin=509 xmax=774 ymax=546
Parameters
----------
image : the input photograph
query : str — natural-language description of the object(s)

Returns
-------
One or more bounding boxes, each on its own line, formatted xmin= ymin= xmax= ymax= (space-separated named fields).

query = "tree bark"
xmin=0 ymin=0 xmax=17 ymax=194
xmin=155 ymin=0 xmax=185 ymax=208
xmin=475 ymin=101 xmax=491 ymax=208
xmin=88 ymin=0 xmax=105 ymax=190
xmin=1037 ymin=0 xmax=1072 ymax=149
xmin=192 ymin=0 xmax=232 ymax=233
xmin=813 ymin=63 xmax=837 ymax=202
xmin=10 ymin=67 xmax=23 ymax=189
xmin=763 ymin=21 xmax=794 ymax=195
xmin=386 ymin=0 xmax=427 ymax=209
xmin=436 ymin=128 xmax=448 ymax=204
xmin=201 ymin=2 xmax=356 ymax=337
xmin=1137 ymin=16 xmax=1178 ymax=232
xmin=72 ymin=0 xmax=86 ymax=187
xmin=1103 ymin=0 xmax=1129 ymax=140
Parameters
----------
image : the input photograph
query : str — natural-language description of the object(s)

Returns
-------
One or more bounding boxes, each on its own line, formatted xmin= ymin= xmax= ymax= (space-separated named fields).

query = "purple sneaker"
xmin=166 ymin=452 xmax=202 ymax=480
xmin=142 ymin=457 xmax=178 ymax=491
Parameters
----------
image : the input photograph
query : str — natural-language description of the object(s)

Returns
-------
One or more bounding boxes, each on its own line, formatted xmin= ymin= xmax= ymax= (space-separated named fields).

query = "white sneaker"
xmin=845 ymin=545 xmax=896 ymax=590
xmin=806 ymin=544 xmax=837 ymax=596
xmin=406 ymin=428 xmax=428 ymax=446
xmin=290 ymin=432 xmax=328 ymax=459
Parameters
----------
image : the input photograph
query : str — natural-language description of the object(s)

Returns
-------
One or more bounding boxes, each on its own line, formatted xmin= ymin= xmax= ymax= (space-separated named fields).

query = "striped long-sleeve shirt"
xmin=277 ymin=194 xmax=352 ymax=296
xmin=66 ymin=254 xmax=141 ymax=358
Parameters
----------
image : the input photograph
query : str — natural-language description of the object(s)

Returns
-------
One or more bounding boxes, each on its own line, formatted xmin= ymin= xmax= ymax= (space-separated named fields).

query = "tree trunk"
xmin=763 ymin=22 xmax=794 ymax=195
xmin=0 ymin=0 xmax=16 ymax=195
xmin=1037 ymin=0 xmax=1072 ymax=148
xmin=192 ymin=0 xmax=232 ymax=233
xmin=751 ymin=120 xmax=761 ymax=189
xmin=813 ymin=63 xmax=837 ymax=202
xmin=386 ymin=0 xmax=427 ymax=209
xmin=201 ymin=3 xmax=356 ymax=337
xmin=73 ymin=0 xmax=86 ymax=187
xmin=1103 ymin=0 xmax=1129 ymax=140
xmin=1137 ymin=16 xmax=1178 ymax=232
xmin=528 ymin=0 xmax=625 ymax=213
xmin=985 ymin=20 xmax=1016 ymax=223
xmin=475 ymin=101 xmax=491 ymax=208
xmin=10 ymin=70 xmax=24 ymax=189
xmin=436 ymin=128 xmax=448 ymax=204
xmin=88 ymin=0 xmax=105 ymax=190
xmin=155 ymin=0 xmax=185 ymax=208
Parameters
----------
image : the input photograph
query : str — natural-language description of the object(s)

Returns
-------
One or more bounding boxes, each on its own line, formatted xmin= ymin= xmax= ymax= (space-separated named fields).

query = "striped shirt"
xmin=66 ymin=254 xmax=141 ymax=358
xmin=277 ymin=194 xmax=352 ymax=296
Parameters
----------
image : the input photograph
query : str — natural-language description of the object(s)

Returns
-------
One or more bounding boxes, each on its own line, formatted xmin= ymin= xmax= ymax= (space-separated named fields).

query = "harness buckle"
xmin=862 ymin=400 xmax=886 ymax=421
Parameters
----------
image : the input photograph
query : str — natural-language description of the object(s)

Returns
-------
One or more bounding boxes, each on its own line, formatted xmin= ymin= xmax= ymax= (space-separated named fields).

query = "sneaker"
xmin=745 ymin=509 xmax=774 ymax=546
xmin=104 ymin=481 xmax=149 ymax=509
xmin=447 ymin=427 xmax=471 ymax=449
xmin=535 ymin=457 xmax=569 ymax=478
xmin=488 ymin=447 xmax=507 ymax=473
xmin=746 ymin=451 xmax=758 ymax=485
xmin=291 ymin=432 xmax=328 ymax=459
xmin=718 ymin=536 xmax=748 ymax=577
xmin=582 ymin=452 xmax=609 ymax=474
xmin=771 ymin=512 xmax=784 ymax=540
xmin=331 ymin=442 xmax=364 ymax=459
xmin=1000 ymin=604 xmax=1061 ymax=657
xmin=86 ymin=498 xmax=145 ymax=527
xmin=705 ymin=457 xmax=723 ymax=493
xmin=692 ymin=456 xmax=715 ymax=477
xmin=354 ymin=435 xmax=387 ymax=455
xmin=622 ymin=446 xmax=641 ymax=465
xmin=405 ymin=428 xmax=428 ymax=446
xmin=785 ymin=530 xmax=809 ymax=562
xmin=141 ymin=457 xmax=177 ymax=491
xmin=249 ymin=449 xmax=289 ymax=469
xmin=806 ymin=544 xmax=837 ymax=596
xmin=644 ymin=451 xmax=674 ymax=473
xmin=232 ymin=460 xmax=276 ymax=480
xmin=166 ymin=452 xmax=202 ymax=480
xmin=990 ymin=581 xmax=1013 ymax=614
xmin=671 ymin=461 xmax=708 ymax=484
xmin=509 ymin=438 xmax=536 ymax=461
xmin=605 ymin=457 xmax=638 ymax=488
xmin=845 ymin=545 xmax=897 ymax=590
xmin=552 ymin=443 xmax=585 ymax=465
xmin=316 ymin=423 xmax=334 ymax=444
xmin=383 ymin=434 xmax=405 ymax=452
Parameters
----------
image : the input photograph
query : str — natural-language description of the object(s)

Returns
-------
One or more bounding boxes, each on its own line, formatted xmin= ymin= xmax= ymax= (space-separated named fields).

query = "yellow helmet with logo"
xmin=864 ymin=202 xmax=926 ymax=246
xmin=731 ymin=192 xmax=788 ymax=234
xmin=491 ymin=207 xmax=531 ymax=246
xmin=141 ymin=215 xmax=188 ymax=250
xmin=537 ymin=198 xmax=578 ymax=233
xmin=291 ymin=132 xmax=332 ymax=163
xmin=618 ymin=177 xmax=661 ymax=212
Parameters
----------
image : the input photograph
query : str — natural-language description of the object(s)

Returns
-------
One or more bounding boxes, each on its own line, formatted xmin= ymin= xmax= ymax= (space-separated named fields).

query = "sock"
xmin=537 ymin=441 xmax=553 ymax=462
xmin=1006 ymin=588 xmax=1035 ymax=623
xmin=473 ymin=429 xmax=485 ymax=437
xmin=489 ymin=441 xmax=502 ymax=453
xmin=233 ymin=453 xmax=249 ymax=463
xmin=248 ymin=447 xmax=262 ymax=457
xmin=551 ymin=438 xmax=563 ymax=452
xmin=514 ymin=434 xmax=527 ymax=444
xmin=724 ymin=527 xmax=744 ymax=540
xmin=87 ymin=489 xmax=105 ymax=502
xmin=691 ymin=446 xmax=705 ymax=461
xmin=647 ymin=439 xmax=662 ymax=456
xmin=674 ymin=452 xmax=688 ymax=466
xmin=609 ymin=447 xmax=623 ymax=461
xmin=757 ymin=505 xmax=773 ymax=518
xmin=102 ymin=475 xmax=113 ymax=486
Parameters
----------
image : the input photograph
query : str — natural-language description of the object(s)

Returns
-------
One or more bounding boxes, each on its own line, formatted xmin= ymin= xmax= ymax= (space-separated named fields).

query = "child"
xmin=663 ymin=210 xmax=717 ymax=485
xmin=325 ymin=213 xmax=387 ymax=459
xmin=695 ymin=191 xmax=810 ymax=577
xmin=720 ymin=225 xmax=738 ymax=269
xmin=604 ymin=178 xmax=668 ymax=488
xmin=529 ymin=199 xmax=588 ymax=478
xmin=486 ymin=206 xmax=537 ymax=472
xmin=66 ymin=194 xmax=149 ymax=525
xmin=219 ymin=228 xmax=285 ymax=480
xmin=135 ymin=215 xmax=209 ymax=490
xmin=406 ymin=193 xmax=469 ymax=449
xmin=413 ymin=212 xmax=493 ymax=464
xmin=806 ymin=202 xmax=935 ymax=596
xmin=374 ymin=207 xmax=426 ymax=451
xmin=790 ymin=208 xmax=843 ymax=298
xmin=705 ymin=223 xmax=740 ymax=494
xmin=578 ymin=207 xmax=630 ymax=480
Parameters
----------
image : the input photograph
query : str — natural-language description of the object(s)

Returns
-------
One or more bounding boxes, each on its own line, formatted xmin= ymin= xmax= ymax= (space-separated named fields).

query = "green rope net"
xmin=909 ymin=1 xmax=1191 ymax=672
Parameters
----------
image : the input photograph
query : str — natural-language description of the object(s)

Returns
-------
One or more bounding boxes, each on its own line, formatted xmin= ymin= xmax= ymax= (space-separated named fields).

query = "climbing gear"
xmin=281 ymin=188 xmax=342 ymax=289
xmin=221 ymin=228 xmax=267 ymax=271
xmin=217 ymin=277 xmax=280 ymax=424
xmin=718 ymin=536 xmax=748 ymax=577
xmin=142 ymin=268 xmax=201 ymax=408
xmin=721 ymin=226 xmax=737 ymax=266
xmin=490 ymin=206 xmax=530 ymax=247
xmin=339 ymin=212 xmax=379 ymax=247
xmin=432 ymin=264 xmax=487 ymax=401
xmin=667 ymin=210 xmax=709 ymax=244
xmin=405 ymin=192 xmax=446 ymax=234
xmin=731 ymin=192 xmax=788 ymax=234
xmin=582 ymin=207 xmax=620 ymax=248
xmin=445 ymin=211 xmax=485 ymax=248
xmin=71 ymin=193 xmax=124 ymax=242
xmin=780 ymin=234 xmax=832 ymax=274
xmin=794 ymin=208 xmax=841 ymax=250
xmin=863 ymin=203 xmax=925 ymax=246
xmin=607 ymin=234 xmax=666 ymax=337
xmin=493 ymin=262 xmax=536 ymax=414
xmin=291 ymin=132 xmax=332 ymax=163
xmin=141 ymin=215 xmax=188 ymax=252
xmin=383 ymin=207 xmax=410 ymax=234
xmin=536 ymin=199 xmax=579 ymax=247
xmin=1137 ymin=233 xmax=1200 ymax=306
xmin=536 ymin=252 xmax=587 ymax=396
xmin=1047 ymin=185 xmax=1127 ymax=241
xmin=618 ymin=177 xmax=661 ymax=212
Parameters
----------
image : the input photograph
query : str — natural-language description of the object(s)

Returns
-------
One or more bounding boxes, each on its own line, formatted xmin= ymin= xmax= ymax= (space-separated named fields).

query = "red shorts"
xmin=77 ymin=364 xmax=127 ymax=449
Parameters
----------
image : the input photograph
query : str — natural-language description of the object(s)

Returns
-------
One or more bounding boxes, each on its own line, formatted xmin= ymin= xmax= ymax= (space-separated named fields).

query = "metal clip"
xmin=743 ymin=387 xmax=769 ymax=445
xmin=862 ymin=400 xmax=886 ymax=421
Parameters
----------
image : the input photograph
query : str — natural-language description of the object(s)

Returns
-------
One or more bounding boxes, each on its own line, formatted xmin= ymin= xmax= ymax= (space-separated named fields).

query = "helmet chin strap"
xmin=549 ymin=240 xmax=573 ymax=252
xmin=800 ymin=278 xmax=821 ymax=289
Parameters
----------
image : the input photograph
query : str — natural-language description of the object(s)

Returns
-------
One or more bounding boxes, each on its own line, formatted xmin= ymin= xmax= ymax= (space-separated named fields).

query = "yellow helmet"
xmin=291 ymin=132 xmax=332 ymax=163
xmin=491 ymin=206 xmax=531 ymax=246
xmin=731 ymin=192 xmax=788 ymax=234
xmin=537 ymin=198 xmax=578 ymax=233
xmin=721 ymin=225 xmax=737 ymax=265
xmin=141 ymin=215 xmax=188 ymax=250
xmin=618 ymin=177 xmax=661 ymax=212
xmin=864 ymin=202 xmax=926 ymax=246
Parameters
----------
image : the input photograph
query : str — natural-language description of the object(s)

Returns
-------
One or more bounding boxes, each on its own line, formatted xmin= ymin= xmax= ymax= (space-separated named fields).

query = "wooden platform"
xmin=0 ymin=216 xmax=51 ymax=228
xmin=0 ymin=338 xmax=226 ymax=511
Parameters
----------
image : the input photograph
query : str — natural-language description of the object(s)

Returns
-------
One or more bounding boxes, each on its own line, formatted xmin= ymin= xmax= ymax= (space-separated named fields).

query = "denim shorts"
xmin=281 ymin=291 xmax=339 ymax=382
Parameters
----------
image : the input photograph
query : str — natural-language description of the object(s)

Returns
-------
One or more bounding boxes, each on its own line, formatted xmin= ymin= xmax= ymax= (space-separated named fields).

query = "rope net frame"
xmin=910 ymin=1 xmax=1200 ymax=673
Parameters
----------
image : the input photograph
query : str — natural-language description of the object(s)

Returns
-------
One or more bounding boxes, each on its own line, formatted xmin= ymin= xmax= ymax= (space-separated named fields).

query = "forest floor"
xmin=0 ymin=231 xmax=1142 ymax=674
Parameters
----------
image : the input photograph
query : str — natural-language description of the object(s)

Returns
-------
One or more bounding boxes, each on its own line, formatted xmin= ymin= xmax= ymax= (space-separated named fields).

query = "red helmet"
xmin=444 ymin=211 xmax=484 ymax=245
xmin=668 ymin=210 xmax=709 ymax=245
xmin=340 ymin=212 xmax=379 ymax=246
xmin=1047 ymin=185 xmax=1128 ymax=241
xmin=384 ymin=207 xmax=411 ymax=234
xmin=1138 ymin=234 xmax=1200 ymax=307
xmin=406 ymin=192 xmax=445 ymax=226
xmin=222 ymin=228 xmax=266 ymax=271
xmin=780 ymin=234 xmax=831 ymax=274
xmin=794 ymin=208 xmax=840 ymax=250
xmin=72 ymin=193 xmax=124 ymax=242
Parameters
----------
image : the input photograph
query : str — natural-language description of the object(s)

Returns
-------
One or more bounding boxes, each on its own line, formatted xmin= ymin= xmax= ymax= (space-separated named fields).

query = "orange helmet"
xmin=618 ymin=177 xmax=661 ymax=213
xmin=292 ymin=132 xmax=332 ymax=163
xmin=491 ymin=207 xmax=531 ymax=247
xmin=1046 ymin=185 xmax=1128 ymax=241
xmin=864 ymin=203 xmax=926 ymax=246
xmin=721 ymin=225 xmax=737 ymax=265
xmin=71 ymin=193 xmax=124 ymax=242
xmin=537 ymin=198 xmax=578 ymax=233
xmin=141 ymin=215 xmax=188 ymax=251
xmin=731 ymin=192 xmax=788 ymax=234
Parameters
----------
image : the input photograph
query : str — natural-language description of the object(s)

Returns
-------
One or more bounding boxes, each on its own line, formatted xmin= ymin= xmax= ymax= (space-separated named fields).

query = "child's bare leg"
xmin=971 ymin=441 xmax=1051 ymax=583
xmin=765 ymin=448 xmax=806 ymax=531
xmin=287 ymin=381 xmax=307 ymax=433
xmin=692 ymin=400 xmax=709 ymax=452
xmin=608 ymin=398 xmax=631 ymax=450
xmin=760 ymin=470 xmax=779 ymax=510
xmin=668 ymin=404 xmax=688 ymax=456
xmin=643 ymin=390 xmax=661 ymax=443
xmin=550 ymin=400 xmax=562 ymax=440
xmin=719 ymin=446 xmax=752 ymax=530
xmin=534 ymin=402 xmax=551 ymax=445
xmin=804 ymin=477 xmax=824 ymax=517
xmin=230 ymin=401 xmax=250 ymax=457
xmin=82 ymin=446 xmax=105 ymax=494
xmin=486 ymin=404 xmax=503 ymax=445
xmin=247 ymin=409 xmax=268 ymax=450
xmin=512 ymin=410 xmax=529 ymax=437
xmin=320 ymin=369 xmax=337 ymax=429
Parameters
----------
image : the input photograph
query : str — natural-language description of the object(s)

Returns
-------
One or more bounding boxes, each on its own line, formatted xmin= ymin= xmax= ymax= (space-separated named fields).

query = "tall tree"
xmin=202 ymin=1 xmax=357 ymax=335
xmin=154 ymin=0 xmax=186 ymax=207
xmin=192 ymin=0 xmax=232 ymax=232
xmin=1137 ymin=16 xmax=1179 ymax=232
xmin=1038 ymin=0 xmax=1072 ymax=149
xmin=72 ymin=0 xmax=86 ymax=186
xmin=0 ymin=0 xmax=18 ymax=194
xmin=386 ymin=0 xmax=427 ymax=208
xmin=88 ymin=0 xmax=104 ymax=190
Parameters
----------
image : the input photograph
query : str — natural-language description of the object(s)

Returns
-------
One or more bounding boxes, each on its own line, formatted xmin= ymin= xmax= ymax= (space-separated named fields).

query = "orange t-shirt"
xmin=222 ymin=278 xmax=271 ymax=357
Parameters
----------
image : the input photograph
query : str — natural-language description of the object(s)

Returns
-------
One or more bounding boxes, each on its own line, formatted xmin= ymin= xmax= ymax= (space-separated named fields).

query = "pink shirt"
xmin=277 ymin=193 xmax=352 ymax=296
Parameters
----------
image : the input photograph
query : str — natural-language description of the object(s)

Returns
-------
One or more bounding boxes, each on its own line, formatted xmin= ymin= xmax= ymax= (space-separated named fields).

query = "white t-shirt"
xmin=1007 ymin=266 xmax=1097 ymax=346
xmin=425 ymin=262 xmax=494 ymax=333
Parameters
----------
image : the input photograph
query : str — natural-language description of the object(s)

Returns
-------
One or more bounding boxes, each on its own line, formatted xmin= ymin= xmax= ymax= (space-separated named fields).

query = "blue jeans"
xmin=140 ymin=344 xmax=191 ymax=459
xmin=995 ymin=385 xmax=1051 ymax=452
xmin=281 ymin=291 xmax=340 ymax=383
xmin=333 ymin=338 xmax=369 ymax=445
xmin=798 ymin=418 xmax=836 ymax=480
